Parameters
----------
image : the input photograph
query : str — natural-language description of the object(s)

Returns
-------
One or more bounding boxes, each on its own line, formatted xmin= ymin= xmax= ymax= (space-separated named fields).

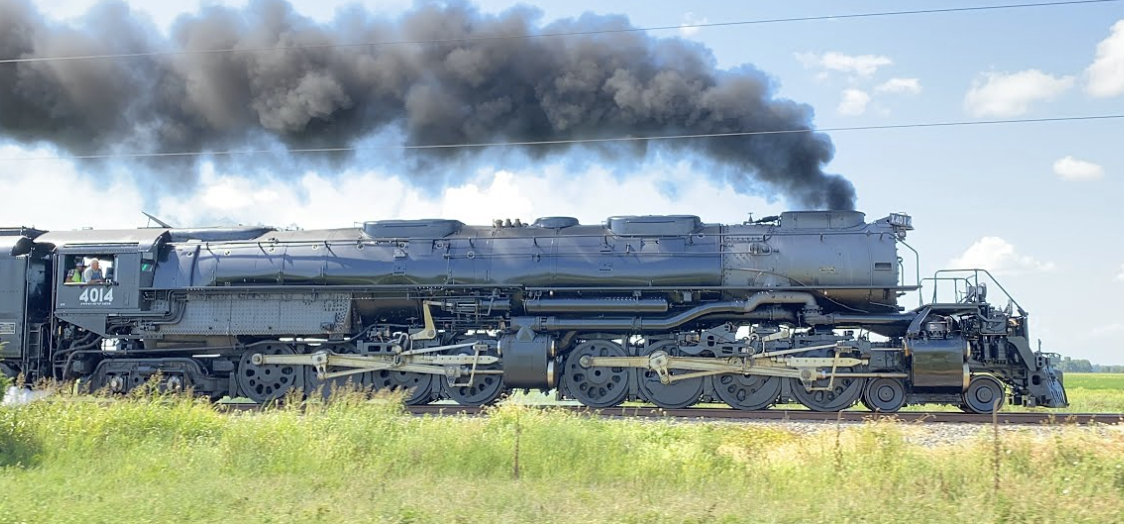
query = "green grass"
xmin=1043 ymin=373 xmax=1124 ymax=413
xmin=1066 ymin=373 xmax=1124 ymax=390
xmin=3 ymin=391 xmax=1124 ymax=523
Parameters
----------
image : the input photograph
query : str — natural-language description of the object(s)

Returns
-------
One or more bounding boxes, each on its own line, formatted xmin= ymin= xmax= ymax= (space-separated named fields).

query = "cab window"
xmin=63 ymin=255 xmax=116 ymax=286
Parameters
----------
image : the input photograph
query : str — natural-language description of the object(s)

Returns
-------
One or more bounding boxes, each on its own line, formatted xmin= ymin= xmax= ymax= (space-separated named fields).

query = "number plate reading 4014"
xmin=79 ymin=287 xmax=114 ymax=305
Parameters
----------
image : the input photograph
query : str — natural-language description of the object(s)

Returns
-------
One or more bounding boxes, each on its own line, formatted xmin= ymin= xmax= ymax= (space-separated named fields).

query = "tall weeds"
xmin=2 ymin=391 xmax=1123 ymax=523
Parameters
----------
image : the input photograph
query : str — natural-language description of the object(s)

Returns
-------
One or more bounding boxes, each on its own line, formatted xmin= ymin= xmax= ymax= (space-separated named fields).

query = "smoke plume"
xmin=0 ymin=0 xmax=856 ymax=210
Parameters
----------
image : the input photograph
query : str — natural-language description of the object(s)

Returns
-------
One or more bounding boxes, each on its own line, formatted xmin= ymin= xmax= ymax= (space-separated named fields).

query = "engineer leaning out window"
xmin=83 ymin=259 xmax=105 ymax=284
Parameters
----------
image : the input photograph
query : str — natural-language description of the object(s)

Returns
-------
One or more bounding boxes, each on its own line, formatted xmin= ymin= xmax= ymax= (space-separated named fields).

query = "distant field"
xmin=1066 ymin=373 xmax=1124 ymax=390
xmin=1046 ymin=373 xmax=1124 ymax=413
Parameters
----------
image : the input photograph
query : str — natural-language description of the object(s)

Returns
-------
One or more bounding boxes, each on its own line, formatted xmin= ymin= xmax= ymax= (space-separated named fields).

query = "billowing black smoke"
xmin=0 ymin=0 xmax=856 ymax=210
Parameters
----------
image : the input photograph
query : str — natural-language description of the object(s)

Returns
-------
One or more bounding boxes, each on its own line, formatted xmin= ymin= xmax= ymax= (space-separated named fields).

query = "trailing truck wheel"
xmin=961 ymin=375 xmax=1006 ymax=414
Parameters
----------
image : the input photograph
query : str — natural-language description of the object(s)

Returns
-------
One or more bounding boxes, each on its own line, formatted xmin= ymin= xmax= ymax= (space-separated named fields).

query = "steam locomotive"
xmin=0 ymin=210 xmax=1067 ymax=413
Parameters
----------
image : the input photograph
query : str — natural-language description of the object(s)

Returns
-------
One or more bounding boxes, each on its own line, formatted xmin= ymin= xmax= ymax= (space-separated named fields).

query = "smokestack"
xmin=0 ymin=0 xmax=856 ymax=210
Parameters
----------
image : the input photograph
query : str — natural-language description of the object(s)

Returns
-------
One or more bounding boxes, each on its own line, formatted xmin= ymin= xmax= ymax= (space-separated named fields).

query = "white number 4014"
xmin=79 ymin=287 xmax=114 ymax=304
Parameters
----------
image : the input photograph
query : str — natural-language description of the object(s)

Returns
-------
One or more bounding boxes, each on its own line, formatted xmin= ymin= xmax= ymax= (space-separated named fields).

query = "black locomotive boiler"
xmin=0 ymin=211 xmax=1067 ymax=413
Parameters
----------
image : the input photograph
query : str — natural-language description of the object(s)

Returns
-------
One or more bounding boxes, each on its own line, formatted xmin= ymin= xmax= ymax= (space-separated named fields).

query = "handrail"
xmin=897 ymin=239 xmax=921 ymax=307
xmin=921 ymin=268 xmax=1025 ymax=316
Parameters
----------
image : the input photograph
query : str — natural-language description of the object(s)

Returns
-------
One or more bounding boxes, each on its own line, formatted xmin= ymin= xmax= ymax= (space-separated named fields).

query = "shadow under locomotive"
xmin=0 ymin=211 xmax=1067 ymax=414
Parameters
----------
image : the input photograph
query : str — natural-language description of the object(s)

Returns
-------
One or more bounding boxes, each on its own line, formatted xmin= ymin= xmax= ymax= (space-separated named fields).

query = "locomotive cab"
xmin=38 ymin=229 xmax=168 ymax=338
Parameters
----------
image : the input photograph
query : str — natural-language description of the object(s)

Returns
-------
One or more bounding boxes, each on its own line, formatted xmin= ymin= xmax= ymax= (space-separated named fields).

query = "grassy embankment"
xmin=3 ymin=384 xmax=1124 ymax=523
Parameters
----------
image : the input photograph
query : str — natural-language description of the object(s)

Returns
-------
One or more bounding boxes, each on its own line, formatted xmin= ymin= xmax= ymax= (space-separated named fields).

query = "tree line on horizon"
xmin=1057 ymin=356 xmax=1124 ymax=373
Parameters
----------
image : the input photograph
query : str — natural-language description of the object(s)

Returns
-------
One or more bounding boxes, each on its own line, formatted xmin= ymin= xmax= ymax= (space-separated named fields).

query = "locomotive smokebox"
xmin=499 ymin=330 xmax=556 ymax=389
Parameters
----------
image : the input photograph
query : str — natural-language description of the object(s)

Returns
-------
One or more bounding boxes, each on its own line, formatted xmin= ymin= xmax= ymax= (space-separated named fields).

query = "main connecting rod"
xmin=252 ymin=341 xmax=495 ymax=381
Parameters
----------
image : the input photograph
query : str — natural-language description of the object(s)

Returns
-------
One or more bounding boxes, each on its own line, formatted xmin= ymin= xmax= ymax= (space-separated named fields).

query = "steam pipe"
xmin=524 ymin=298 xmax=669 ymax=314
xmin=804 ymin=313 xmax=917 ymax=326
xmin=528 ymin=292 xmax=817 ymax=333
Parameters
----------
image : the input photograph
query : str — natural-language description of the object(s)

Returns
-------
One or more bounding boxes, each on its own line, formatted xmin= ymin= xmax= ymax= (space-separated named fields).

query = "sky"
xmin=2 ymin=0 xmax=1124 ymax=362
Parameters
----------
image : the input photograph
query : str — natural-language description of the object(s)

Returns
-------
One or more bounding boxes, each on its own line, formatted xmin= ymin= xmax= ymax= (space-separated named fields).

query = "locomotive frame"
xmin=0 ymin=211 xmax=1067 ymax=413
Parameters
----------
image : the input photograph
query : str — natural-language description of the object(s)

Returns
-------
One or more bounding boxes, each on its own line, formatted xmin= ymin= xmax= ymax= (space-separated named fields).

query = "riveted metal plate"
xmin=154 ymin=292 xmax=352 ymax=336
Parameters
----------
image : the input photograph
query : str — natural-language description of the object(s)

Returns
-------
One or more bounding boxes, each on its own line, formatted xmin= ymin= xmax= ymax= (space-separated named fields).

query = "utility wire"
xmin=1 ymin=114 xmax=1119 ymax=162
xmin=0 ymin=0 xmax=1118 ymax=64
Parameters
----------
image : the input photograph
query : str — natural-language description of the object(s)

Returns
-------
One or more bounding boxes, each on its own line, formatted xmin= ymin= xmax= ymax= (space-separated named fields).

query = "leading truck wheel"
xmin=961 ymin=375 xmax=1006 ymax=414
xmin=861 ymin=378 xmax=907 ymax=413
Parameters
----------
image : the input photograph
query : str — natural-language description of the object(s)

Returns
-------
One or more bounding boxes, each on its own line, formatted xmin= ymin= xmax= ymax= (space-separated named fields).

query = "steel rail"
xmin=218 ymin=402 xmax=1121 ymax=425
xmin=406 ymin=405 xmax=1121 ymax=425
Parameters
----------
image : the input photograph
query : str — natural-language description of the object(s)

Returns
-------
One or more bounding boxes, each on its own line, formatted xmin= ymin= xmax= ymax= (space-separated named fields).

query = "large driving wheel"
xmin=237 ymin=344 xmax=303 ymax=403
xmin=562 ymin=340 xmax=630 ymax=408
xmin=304 ymin=344 xmax=370 ymax=400
xmin=637 ymin=340 xmax=704 ymax=409
xmin=444 ymin=344 xmax=505 ymax=406
xmin=789 ymin=376 xmax=865 ymax=412
xmin=712 ymin=373 xmax=783 ymax=411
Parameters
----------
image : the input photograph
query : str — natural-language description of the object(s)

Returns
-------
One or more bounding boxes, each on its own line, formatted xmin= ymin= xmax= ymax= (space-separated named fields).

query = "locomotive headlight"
xmin=888 ymin=213 xmax=913 ymax=229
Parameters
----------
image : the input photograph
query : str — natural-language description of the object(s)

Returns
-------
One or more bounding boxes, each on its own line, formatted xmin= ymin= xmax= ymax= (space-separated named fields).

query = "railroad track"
xmin=220 ymin=402 xmax=1122 ymax=425
xmin=407 ymin=405 xmax=1121 ymax=425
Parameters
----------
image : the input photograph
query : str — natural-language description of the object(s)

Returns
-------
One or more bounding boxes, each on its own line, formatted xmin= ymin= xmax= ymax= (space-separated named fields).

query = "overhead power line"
xmin=1 ymin=114 xmax=1120 ymax=163
xmin=0 ymin=0 xmax=1118 ymax=64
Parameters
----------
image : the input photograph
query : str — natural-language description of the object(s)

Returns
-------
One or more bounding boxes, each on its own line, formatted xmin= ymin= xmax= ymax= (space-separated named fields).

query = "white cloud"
xmin=1053 ymin=155 xmax=1105 ymax=181
xmin=679 ymin=12 xmax=708 ymax=37
xmin=0 ymin=145 xmax=787 ymax=232
xmin=1115 ymin=263 xmax=1124 ymax=282
xmin=836 ymin=89 xmax=870 ymax=116
xmin=1086 ymin=19 xmax=1124 ymax=97
xmin=949 ymin=237 xmax=1056 ymax=276
xmin=875 ymin=77 xmax=922 ymax=95
xmin=0 ymin=146 xmax=146 ymax=230
xmin=964 ymin=70 xmax=1074 ymax=117
xmin=796 ymin=51 xmax=892 ymax=78
xmin=41 ymin=0 xmax=414 ymax=33
xmin=154 ymin=164 xmax=783 ymax=230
